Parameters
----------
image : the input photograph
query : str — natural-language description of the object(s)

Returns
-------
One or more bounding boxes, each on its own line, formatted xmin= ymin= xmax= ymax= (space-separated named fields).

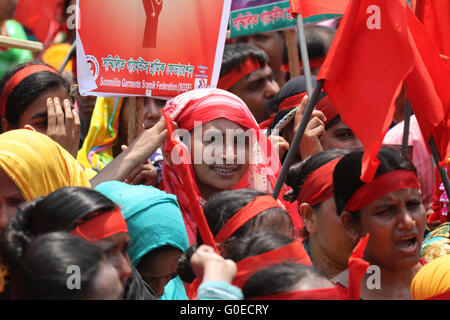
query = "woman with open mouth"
xmin=160 ymin=88 xmax=300 ymax=244
xmin=332 ymin=146 xmax=427 ymax=300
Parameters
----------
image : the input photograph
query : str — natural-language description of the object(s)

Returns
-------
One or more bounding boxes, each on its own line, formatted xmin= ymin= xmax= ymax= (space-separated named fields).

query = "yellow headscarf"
xmin=42 ymin=43 xmax=73 ymax=73
xmin=0 ymin=129 xmax=91 ymax=201
xmin=411 ymin=255 xmax=450 ymax=300
xmin=77 ymin=97 xmax=123 ymax=174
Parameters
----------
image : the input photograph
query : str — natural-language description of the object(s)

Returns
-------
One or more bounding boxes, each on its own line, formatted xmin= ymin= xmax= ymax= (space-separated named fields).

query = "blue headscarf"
xmin=96 ymin=181 xmax=189 ymax=300
xmin=95 ymin=181 xmax=189 ymax=265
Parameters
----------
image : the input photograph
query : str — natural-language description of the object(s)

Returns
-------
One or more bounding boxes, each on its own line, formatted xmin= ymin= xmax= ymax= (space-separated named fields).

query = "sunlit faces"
xmin=229 ymin=66 xmax=279 ymax=123
xmin=6 ymin=86 xmax=72 ymax=134
xmin=136 ymin=246 xmax=182 ymax=297
xmin=186 ymin=119 xmax=250 ymax=200
xmin=88 ymin=261 xmax=124 ymax=300
xmin=94 ymin=232 xmax=132 ymax=289
xmin=0 ymin=169 xmax=24 ymax=232
xmin=349 ymin=188 xmax=426 ymax=270
xmin=320 ymin=120 xmax=362 ymax=151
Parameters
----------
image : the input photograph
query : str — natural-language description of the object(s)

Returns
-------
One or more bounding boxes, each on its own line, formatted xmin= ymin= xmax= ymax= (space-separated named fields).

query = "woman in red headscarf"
xmin=160 ymin=88 xmax=302 ymax=244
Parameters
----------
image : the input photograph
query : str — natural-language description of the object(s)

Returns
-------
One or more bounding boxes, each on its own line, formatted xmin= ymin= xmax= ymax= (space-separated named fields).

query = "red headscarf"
xmin=161 ymin=88 xmax=302 ymax=245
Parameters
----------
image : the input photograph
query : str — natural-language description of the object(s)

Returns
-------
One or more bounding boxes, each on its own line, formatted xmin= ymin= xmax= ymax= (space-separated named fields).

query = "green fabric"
xmin=0 ymin=20 xmax=33 ymax=78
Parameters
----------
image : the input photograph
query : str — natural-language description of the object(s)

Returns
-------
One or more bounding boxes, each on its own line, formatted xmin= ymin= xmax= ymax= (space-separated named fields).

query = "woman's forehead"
xmin=202 ymin=118 xmax=247 ymax=132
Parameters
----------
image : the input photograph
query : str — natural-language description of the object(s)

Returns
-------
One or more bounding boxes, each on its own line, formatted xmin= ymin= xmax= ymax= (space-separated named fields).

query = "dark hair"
xmin=243 ymin=262 xmax=330 ymax=299
xmin=282 ymin=25 xmax=336 ymax=66
xmin=333 ymin=146 xmax=417 ymax=216
xmin=177 ymin=189 xmax=292 ymax=283
xmin=223 ymin=231 xmax=294 ymax=262
xmin=2 ymin=187 xmax=117 ymax=240
xmin=285 ymin=149 xmax=350 ymax=203
xmin=220 ymin=43 xmax=269 ymax=78
xmin=0 ymin=231 xmax=105 ymax=300
xmin=0 ymin=61 xmax=70 ymax=127
xmin=284 ymin=149 xmax=350 ymax=238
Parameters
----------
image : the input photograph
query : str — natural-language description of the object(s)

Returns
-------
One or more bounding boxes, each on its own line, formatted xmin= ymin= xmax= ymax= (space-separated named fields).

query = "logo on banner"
xmin=86 ymin=55 xmax=100 ymax=81
xmin=195 ymin=78 xmax=208 ymax=89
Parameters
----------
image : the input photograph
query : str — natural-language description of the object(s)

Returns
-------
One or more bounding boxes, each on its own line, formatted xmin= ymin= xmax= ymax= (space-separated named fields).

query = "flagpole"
xmin=272 ymin=79 xmax=325 ymax=199
xmin=58 ymin=40 xmax=77 ymax=73
xmin=429 ymin=136 xmax=450 ymax=201
xmin=401 ymin=100 xmax=412 ymax=159
xmin=296 ymin=14 xmax=313 ymax=96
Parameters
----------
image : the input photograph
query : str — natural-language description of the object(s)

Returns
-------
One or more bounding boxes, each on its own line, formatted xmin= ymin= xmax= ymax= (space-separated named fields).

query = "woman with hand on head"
xmin=0 ymin=61 xmax=80 ymax=157
xmin=333 ymin=146 xmax=427 ymax=300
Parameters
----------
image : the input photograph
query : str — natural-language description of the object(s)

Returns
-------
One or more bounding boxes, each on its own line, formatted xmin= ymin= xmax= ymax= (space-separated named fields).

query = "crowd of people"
xmin=0 ymin=0 xmax=449 ymax=301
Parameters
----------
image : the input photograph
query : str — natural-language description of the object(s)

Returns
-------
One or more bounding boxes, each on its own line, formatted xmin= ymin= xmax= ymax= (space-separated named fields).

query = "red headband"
xmin=214 ymin=195 xmax=285 ymax=244
xmin=0 ymin=65 xmax=59 ymax=118
xmin=232 ymin=238 xmax=312 ymax=288
xmin=297 ymin=158 xmax=342 ymax=206
xmin=278 ymin=92 xmax=308 ymax=112
xmin=281 ymin=56 xmax=326 ymax=73
xmin=344 ymin=170 xmax=420 ymax=212
xmin=425 ymin=291 xmax=450 ymax=300
xmin=316 ymin=96 xmax=339 ymax=126
xmin=250 ymin=286 xmax=343 ymax=300
xmin=71 ymin=207 xmax=129 ymax=242
xmin=217 ymin=58 xmax=265 ymax=90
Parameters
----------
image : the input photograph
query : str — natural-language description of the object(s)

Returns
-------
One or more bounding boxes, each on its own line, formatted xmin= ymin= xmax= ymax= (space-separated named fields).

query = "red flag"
xmin=14 ymin=0 xmax=63 ymax=44
xmin=289 ymin=0 xmax=349 ymax=18
xmin=415 ymin=0 xmax=450 ymax=58
xmin=404 ymin=8 xmax=450 ymax=163
xmin=318 ymin=0 xmax=414 ymax=182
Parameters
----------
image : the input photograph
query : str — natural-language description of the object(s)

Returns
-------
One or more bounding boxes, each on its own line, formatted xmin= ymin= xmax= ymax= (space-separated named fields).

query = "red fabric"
xmin=431 ymin=161 xmax=450 ymax=223
xmin=278 ymin=92 xmax=308 ymax=112
xmin=250 ymin=286 xmax=343 ymax=300
xmin=415 ymin=0 xmax=450 ymax=58
xmin=344 ymin=170 xmax=420 ymax=212
xmin=214 ymin=195 xmax=286 ymax=244
xmin=161 ymin=89 xmax=298 ymax=245
xmin=288 ymin=0 xmax=349 ymax=18
xmin=281 ymin=57 xmax=326 ymax=73
xmin=425 ymin=291 xmax=450 ymax=300
xmin=258 ymin=114 xmax=275 ymax=130
xmin=232 ymin=238 xmax=312 ymax=288
xmin=217 ymin=58 xmax=264 ymax=90
xmin=315 ymin=96 xmax=339 ymax=126
xmin=70 ymin=207 xmax=129 ymax=242
xmin=318 ymin=0 xmax=415 ymax=182
xmin=0 ymin=65 xmax=58 ymax=118
xmin=346 ymin=234 xmax=370 ymax=300
xmin=297 ymin=157 xmax=341 ymax=206
xmin=14 ymin=0 xmax=62 ymax=43
xmin=404 ymin=8 xmax=450 ymax=164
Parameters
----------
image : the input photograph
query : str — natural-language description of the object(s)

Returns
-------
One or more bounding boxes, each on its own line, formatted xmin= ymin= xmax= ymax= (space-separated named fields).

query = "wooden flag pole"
xmin=429 ymin=136 xmax=450 ymax=202
xmin=0 ymin=35 xmax=43 ymax=52
xmin=296 ymin=15 xmax=313 ymax=96
xmin=272 ymin=79 xmax=325 ymax=199
xmin=127 ymin=97 xmax=145 ymax=146
xmin=284 ymin=29 xmax=301 ymax=78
